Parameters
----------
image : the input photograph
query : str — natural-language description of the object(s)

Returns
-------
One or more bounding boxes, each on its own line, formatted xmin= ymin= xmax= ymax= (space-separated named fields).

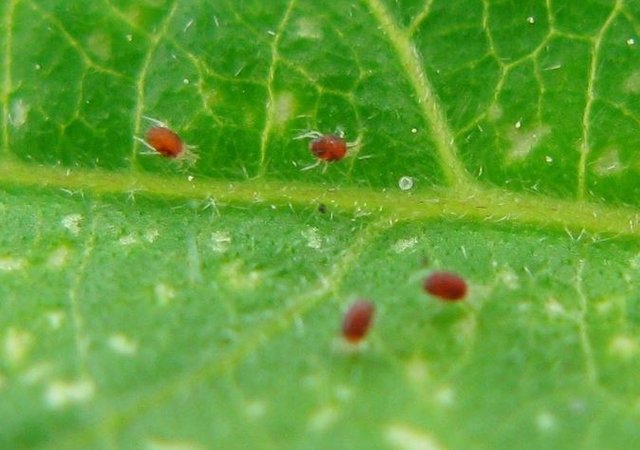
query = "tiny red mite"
xmin=310 ymin=134 xmax=347 ymax=162
xmin=342 ymin=300 xmax=375 ymax=343
xmin=146 ymin=126 xmax=184 ymax=158
xmin=423 ymin=271 xmax=467 ymax=301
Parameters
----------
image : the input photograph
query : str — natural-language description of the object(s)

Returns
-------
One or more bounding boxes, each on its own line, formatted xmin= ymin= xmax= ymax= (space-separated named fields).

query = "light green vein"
xmin=130 ymin=1 xmax=180 ymax=165
xmin=1 ymin=0 xmax=16 ymax=154
xmin=0 ymin=158 xmax=639 ymax=238
xmin=68 ymin=210 xmax=98 ymax=377
xmin=363 ymin=0 xmax=473 ymax=189
xmin=577 ymin=0 xmax=623 ymax=201
xmin=257 ymin=0 xmax=297 ymax=177
xmin=575 ymin=258 xmax=598 ymax=385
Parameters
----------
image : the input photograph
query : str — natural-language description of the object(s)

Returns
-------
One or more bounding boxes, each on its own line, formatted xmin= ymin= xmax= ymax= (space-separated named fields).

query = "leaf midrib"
xmin=1 ymin=157 xmax=638 ymax=238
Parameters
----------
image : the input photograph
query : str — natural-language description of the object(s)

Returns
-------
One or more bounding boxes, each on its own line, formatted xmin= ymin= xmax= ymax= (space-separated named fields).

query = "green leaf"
xmin=2 ymin=0 xmax=640 ymax=448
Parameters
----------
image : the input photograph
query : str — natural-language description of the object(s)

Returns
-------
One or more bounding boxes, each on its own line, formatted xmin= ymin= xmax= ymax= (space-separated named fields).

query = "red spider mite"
xmin=342 ymin=300 xmax=375 ymax=343
xmin=311 ymin=134 xmax=347 ymax=162
xmin=294 ymin=130 xmax=359 ymax=171
xmin=136 ymin=116 xmax=198 ymax=164
xmin=146 ymin=126 xmax=183 ymax=158
xmin=423 ymin=271 xmax=467 ymax=301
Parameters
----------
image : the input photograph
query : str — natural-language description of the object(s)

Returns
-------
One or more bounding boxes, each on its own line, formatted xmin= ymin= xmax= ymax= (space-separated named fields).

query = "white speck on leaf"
xmin=526 ymin=16 xmax=535 ymax=24
xmin=221 ymin=261 xmax=262 ymax=289
xmin=155 ymin=283 xmax=176 ymax=306
xmin=118 ymin=234 xmax=138 ymax=246
xmin=61 ymin=214 xmax=83 ymax=236
xmin=398 ymin=176 xmax=414 ymax=191
xmin=302 ymin=227 xmax=322 ymax=249
xmin=393 ymin=237 xmax=418 ymax=253
xmin=385 ymin=423 xmax=444 ymax=450
xmin=434 ymin=386 xmax=455 ymax=407
xmin=211 ymin=231 xmax=231 ymax=253
xmin=627 ymin=38 xmax=636 ymax=46
xmin=9 ymin=99 xmax=29 ymax=127
xmin=45 ymin=378 xmax=95 ymax=409
xmin=144 ymin=229 xmax=159 ymax=243
xmin=46 ymin=310 xmax=66 ymax=329
xmin=545 ymin=298 xmax=566 ymax=318
xmin=108 ymin=333 xmax=138 ymax=356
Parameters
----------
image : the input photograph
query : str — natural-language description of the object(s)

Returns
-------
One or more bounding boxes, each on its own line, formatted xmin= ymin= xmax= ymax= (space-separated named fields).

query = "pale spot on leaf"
xmin=118 ymin=234 xmax=138 ymax=246
xmin=107 ymin=333 xmax=138 ymax=356
xmin=4 ymin=328 xmax=33 ymax=366
xmin=302 ymin=227 xmax=322 ymax=249
xmin=595 ymin=299 xmax=615 ymax=315
xmin=155 ymin=283 xmax=176 ymax=306
xmin=488 ymin=103 xmax=503 ymax=121
xmin=393 ymin=237 xmax=418 ymax=254
xmin=0 ymin=256 xmax=27 ymax=272
xmin=506 ymin=124 xmax=550 ymax=162
xmin=608 ymin=335 xmax=639 ymax=359
xmin=144 ymin=229 xmax=159 ymax=243
xmin=623 ymin=71 xmax=640 ymax=94
xmin=535 ymin=411 xmax=557 ymax=432
xmin=592 ymin=148 xmax=624 ymax=176
xmin=545 ymin=297 xmax=566 ymax=318
xmin=308 ymin=405 xmax=338 ymax=432
xmin=210 ymin=231 xmax=231 ymax=253
xmin=385 ymin=423 xmax=444 ymax=450
xmin=497 ymin=267 xmax=519 ymax=289
xmin=9 ymin=98 xmax=29 ymax=128
xmin=46 ymin=310 xmax=66 ymax=329
xmin=434 ymin=386 xmax=455 ymax=407
xmin=334 ymin=385 xmax=353 ymax=402
xmin=221 ymin=261 xmax=262 ymax=290
xmin=61 ymin=214 xmax=83 ymax=236
xmin=47 ymin=246 xmax=70 ymax=268
xmin=294 ymin=17 xmax=322 ymax=39
xmin=45 ymin=378 xmax=95 ymax=409
xmin=273 ymin=92 xmax=295 ymax=126
xmin=406 ymin=357 xmax=430 ymax=384
xmin=244 ymin=399 xmax=267 ymax=419
xmin=86 ymin=31 xmax=112 ymax=61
